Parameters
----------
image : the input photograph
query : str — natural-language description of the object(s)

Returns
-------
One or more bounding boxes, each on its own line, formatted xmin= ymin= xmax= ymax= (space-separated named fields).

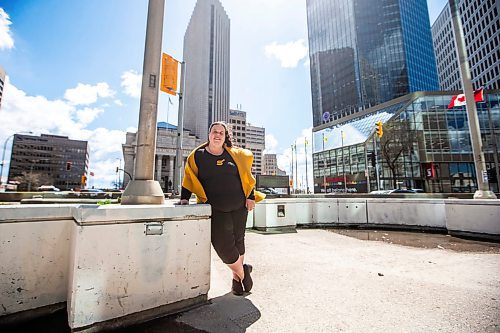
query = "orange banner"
xmin=160 ymin=53 xmax=178 ymax=95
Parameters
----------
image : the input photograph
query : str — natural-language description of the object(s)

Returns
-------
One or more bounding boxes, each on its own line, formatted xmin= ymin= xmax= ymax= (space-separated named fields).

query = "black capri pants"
xmin=211 ymin=206 xmax=248 ymax=264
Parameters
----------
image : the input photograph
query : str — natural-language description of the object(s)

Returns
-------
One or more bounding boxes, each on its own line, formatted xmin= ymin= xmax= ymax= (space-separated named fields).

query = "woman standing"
xmin=179 ymin=121 xmax=265 ymax=295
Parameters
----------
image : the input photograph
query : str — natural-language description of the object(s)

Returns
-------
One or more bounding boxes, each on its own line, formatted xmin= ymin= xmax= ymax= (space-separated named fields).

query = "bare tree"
xmin=379 ymin=120 xmax=414 ymax=189
xmin=13 ymin=172 xmax=51 ymax=191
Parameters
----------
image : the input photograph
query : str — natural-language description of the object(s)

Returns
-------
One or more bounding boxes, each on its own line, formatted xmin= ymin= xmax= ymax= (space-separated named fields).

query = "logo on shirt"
xmin=216 ymin=159 xmax=225 ymax=166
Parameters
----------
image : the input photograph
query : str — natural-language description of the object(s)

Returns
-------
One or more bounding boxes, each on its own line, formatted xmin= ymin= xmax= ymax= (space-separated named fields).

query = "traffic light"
xmin=81 ymin=175 xmax=87 ymax=186
xmin=375 ymin=121 xmax=383 ymax=138
xmin=66 ymin=162 xmax=72 ymax=171
xmin=368 ymin=152 xmax=375 ymax=167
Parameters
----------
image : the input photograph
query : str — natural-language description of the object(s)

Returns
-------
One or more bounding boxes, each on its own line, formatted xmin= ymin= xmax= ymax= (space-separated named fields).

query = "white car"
xmin=37 ymin=185 xmax=60 ymax=192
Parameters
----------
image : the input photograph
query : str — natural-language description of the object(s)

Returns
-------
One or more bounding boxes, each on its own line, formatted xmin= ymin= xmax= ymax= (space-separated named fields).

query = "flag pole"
xmin=290 ymin=144 xmax=294 ymax=194
xmin=342 ymin=130 xmax=347 ymax=193
xmin=293 ymin=141 xmax=299 ymax=193
xmin=322 ymin=133 xmax=326 ymax=194
xmin=304 ymin=137 xmax=309 ymax=194
xmin=448 ymin=0 xmax=496 ymax=199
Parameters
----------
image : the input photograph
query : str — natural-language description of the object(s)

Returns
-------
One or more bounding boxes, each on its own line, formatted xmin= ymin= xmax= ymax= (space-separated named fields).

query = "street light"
xmin=0 ymin=131 xmax=33 ymax=186
xmin=115 ymin=157 xmax=122 ymax=189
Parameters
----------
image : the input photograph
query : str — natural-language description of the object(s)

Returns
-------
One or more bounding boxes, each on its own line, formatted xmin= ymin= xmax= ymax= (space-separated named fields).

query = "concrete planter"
xmin=253 ymin=198 xmax=297 ymax=232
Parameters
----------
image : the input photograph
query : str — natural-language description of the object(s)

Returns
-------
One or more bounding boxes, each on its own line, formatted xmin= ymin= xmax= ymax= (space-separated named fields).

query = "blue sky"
xmin=0 ymin=0 xmax=447 ymax=189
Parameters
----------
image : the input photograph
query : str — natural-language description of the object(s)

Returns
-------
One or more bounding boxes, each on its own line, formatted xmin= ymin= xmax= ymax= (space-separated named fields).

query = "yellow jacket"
xmin=182 ymin=143 xmax=266 ymax=204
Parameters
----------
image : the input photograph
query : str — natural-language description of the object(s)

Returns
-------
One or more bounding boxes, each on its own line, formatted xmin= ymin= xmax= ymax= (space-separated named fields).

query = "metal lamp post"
xmin=121 ymin=0 xmax=166 ymax=204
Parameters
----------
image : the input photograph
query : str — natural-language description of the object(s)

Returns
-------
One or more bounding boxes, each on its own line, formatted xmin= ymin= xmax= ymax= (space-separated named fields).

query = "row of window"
xmin=229 ymin=119 xmax=246 ymax=125
xmin=461 ymin=2 xmax=497 ymax=36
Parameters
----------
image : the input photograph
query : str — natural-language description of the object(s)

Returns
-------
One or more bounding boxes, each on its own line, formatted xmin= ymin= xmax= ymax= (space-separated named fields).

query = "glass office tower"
xmin=307 ymin=0 xmax=440 ymax=126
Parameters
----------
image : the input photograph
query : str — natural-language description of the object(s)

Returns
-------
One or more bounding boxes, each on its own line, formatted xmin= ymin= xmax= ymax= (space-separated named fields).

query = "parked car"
xmin=389 ymin=189 xmax=417 ymax=194
xmin=370 ymin=189 xmax=418 ymax=194
xmin=259 ymin=187 xmax=279 ymax=195
xmin=37 ymin=185 xmax=60 ymax=192
xmin=79 ymin=189 xmax=111 ymax=197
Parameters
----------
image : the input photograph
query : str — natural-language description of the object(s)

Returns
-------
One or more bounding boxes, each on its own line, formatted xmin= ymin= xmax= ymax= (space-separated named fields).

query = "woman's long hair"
xmin=208 ymin=121 xmax=233 ymax=147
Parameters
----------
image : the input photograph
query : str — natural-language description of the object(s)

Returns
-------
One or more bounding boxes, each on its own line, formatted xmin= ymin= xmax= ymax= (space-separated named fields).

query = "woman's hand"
xmin=246 ymin=199 xmax=255 ymax=211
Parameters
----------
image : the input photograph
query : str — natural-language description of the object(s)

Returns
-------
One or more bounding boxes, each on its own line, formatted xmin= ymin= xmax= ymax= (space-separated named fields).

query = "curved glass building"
xmin=312 ymin=91 xmax=500 ymax=193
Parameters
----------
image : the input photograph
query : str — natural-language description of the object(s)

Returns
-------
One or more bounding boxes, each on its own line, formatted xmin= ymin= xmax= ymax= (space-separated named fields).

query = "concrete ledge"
xmin=72 ymin=202 xmax=211 ymax=225
xmin=0 ymin=204 xmax=74 ymax=222
xmin=367 ymin=199 xmax=446 ymax=228
xmin=445 ymin=199 xmax=500 ymax=236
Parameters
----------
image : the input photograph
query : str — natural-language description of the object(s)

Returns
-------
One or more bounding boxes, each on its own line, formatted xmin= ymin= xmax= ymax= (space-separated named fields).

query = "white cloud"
xmin=64 ymin=82 xmax=115 ymax=106
xmin=275 ymin=127 xmax=314 ymax=193
xmin=121 ymin=70 xmax=142 ymax=98
xmin=264 ymin=39 xmax=308 ymax=68
xmin=264 ymin=134 xmax=278 ymax=154
xmin=0 ymin=8 xmax=14 ymax=50
xmin=76 ymin=107 xmax=104 ymax=126
xmin=114 ymin=99 xmax=123 ymax=106
xmin=0 ymin=77 xmax=125 ymax=188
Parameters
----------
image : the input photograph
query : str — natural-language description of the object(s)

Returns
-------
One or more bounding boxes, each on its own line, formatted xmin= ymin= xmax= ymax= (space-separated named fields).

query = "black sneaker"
xmin=242 ymin=264 xmax=253 ymax=292
xmin=232 ymin=279 xmax=244 ymax=296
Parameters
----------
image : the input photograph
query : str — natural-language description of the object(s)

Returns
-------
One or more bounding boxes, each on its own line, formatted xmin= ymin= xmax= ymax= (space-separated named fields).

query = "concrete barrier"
xmin=0 ymin=205 xmax=74 ymax=320
xmin=295 ymin=198 xmax=313 ymax=225
xmin=367 ymin=199 xmax=447 ymax=229
xmin=445 ymin=199 xmax=500 ymax=239
xmin=338 ymin=198 xmax=368 ymax=225
xmin=0 ymin=203 xmax=212 ymax=331
xmin=68 ymin=204 xmax=211 ymax=331
xmin=254 ymin=198 xmax=297 ymax=232
xmin=311 ymin=198 xmax=338 ymax=224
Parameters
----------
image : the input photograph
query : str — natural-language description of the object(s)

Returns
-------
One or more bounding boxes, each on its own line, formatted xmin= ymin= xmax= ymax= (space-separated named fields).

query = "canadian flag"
xmin=448 ymin=88 xmax=484 ymax=108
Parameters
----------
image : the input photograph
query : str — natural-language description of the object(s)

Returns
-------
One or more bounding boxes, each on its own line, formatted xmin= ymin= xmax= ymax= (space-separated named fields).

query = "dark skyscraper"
xmin=306 ymin=0 xmax=439 ymax=126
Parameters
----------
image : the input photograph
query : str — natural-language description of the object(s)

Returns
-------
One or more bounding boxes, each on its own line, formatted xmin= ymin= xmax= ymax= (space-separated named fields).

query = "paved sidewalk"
xmin=4 ymin=229 xmax=499 ymax=332
xmin=175 ymin=229 xmax=500 ymax=333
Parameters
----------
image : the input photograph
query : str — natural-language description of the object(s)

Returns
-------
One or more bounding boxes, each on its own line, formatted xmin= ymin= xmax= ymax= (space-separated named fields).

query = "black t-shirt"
xmin=182 ymin=148 xmax=247 ymax=212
